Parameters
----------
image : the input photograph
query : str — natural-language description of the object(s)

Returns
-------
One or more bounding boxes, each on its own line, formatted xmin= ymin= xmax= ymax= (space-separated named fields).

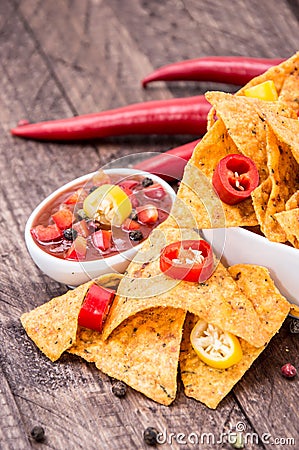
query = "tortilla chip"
xmin=69 ymin=306 xmax=185 ymax=405
xmin=103 ymin=227 xmax=269 ymax=348
xmin=206 ymin=52 xmax=299 ymax=132
xmin=251 ymin=177 xmax=272 ymax=227
xmin=237 ymin=52 xmax=299 ymax=106
xmin=262 ymin=113 xmax=299 ymax=165
xmin=286 ymin=191 xmax=299 ymax=210
xmin=171 ymin=119 xmax=257 ymax=229
xmin=290 ymin=303 xmax=299 ymax=318
xmin=180 ymin=264 xmax=290 ymax=409
xmin=205 ymin=91 xmax=295 ymax=182
xmin=274 ymin=209 xmax=299 ymax=248
xmin=205 ymin=92 xmax=269 ymax=182
xmin=250 ymin=124 xmax=299 ymax=242
xmin=259 ymin=126 xmax=299 ymax=241
xmin=278 ymin=72 xmax=299 ymax=113
xmin=20 ymin=281 xmax=92 ymax=362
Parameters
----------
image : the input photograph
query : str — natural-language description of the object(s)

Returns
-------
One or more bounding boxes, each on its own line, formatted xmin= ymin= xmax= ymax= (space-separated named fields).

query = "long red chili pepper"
xmin=142 ymin=56 xmax=284 ymax=87
xmin=133 ymin=138 xmax=200 ymax=181
xmin=10 ymin=96 xmax=210 ymax=141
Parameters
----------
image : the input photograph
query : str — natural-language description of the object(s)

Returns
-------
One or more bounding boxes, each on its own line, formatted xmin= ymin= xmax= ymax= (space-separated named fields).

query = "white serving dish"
xmin=25 ymin=168 xmax=175 ymax=286
xmin=202 ymin=227 xmax=299 ymax=306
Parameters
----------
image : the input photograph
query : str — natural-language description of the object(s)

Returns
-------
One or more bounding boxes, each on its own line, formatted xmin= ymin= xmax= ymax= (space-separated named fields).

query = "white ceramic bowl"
xmin=202 ymin=227 xmax=299 ymax=306
xmin=25 ymin=168 xmax=175 ymax=286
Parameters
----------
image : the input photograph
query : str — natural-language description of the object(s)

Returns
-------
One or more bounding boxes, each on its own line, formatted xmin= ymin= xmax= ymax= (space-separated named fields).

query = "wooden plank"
xmin=234 ymin=318 xmax=299 ymax=448
xmin=0 ymin=315 xmax=262 ymax=450
xmin=0 ymin=366 xmax=31 ymax=450
xmin=0 ymin=0 xmax=299 ymax=448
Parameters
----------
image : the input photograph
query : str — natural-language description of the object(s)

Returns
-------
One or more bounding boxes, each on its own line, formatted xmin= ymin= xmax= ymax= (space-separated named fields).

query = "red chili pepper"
xmin=78 ymin=283 xmax=115 ymax=332
xmin=134 ymin=139 xmax=200 ymax=181
xmin=10 ymin=96 xmax=210 ymax=141
xmin=212 ymin=154 xmax=259 ymax=205
xmin=142 ymin=56 xmax=284 ymax=87
xmin=160 ymin=240 xmax=214 ymax=283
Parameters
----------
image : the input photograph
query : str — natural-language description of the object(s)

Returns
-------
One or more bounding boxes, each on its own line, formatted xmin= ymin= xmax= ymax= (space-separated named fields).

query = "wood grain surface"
xmin=0 ymin=1 xmax=298 ymax=449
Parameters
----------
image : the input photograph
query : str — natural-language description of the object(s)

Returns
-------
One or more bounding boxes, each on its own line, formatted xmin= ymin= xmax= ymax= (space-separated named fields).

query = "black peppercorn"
xmin=112 ymin=381 xmax=127 ymax=397
xmin=129 ymin=230 xmax=143 ymax=241
xmin=142 ymin=177 xmax=154 ymax=188
xmin=143 ymin=427 xmax=159 ymax=446
xmin=30 ymin=425 xmax=45 ymax=442
xmin=63 ymin=228 xmax=78 ymax=241
xmin=130 ymin=209 xmax=138 ymax=221
xmin=89 ymin=185 xmax=98 ymax=194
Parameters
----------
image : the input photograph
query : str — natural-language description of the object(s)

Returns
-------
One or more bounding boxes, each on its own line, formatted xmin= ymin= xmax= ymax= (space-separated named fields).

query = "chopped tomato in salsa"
xmin=30 ymin=171 xmax=172 ymax=261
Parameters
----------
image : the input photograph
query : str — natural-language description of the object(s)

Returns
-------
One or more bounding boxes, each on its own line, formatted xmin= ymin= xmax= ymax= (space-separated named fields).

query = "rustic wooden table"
xmin=1 ymin=1 xmax=299 ymax=449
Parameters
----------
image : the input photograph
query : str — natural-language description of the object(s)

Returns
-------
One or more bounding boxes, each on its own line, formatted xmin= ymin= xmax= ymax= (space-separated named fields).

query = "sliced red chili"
xmin=212 ymin=154 xmax=259 ymax=205
xmin=160 ymin=240 xmax=214 ymax=283
xmin=78 ymin=283 xmax=116 ymax=332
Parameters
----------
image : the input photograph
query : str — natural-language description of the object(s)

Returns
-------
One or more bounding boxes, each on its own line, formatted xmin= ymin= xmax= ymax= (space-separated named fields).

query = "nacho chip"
xmin=286 ymin=191 xmax=299 ymax=210
xmin=278 ymin=72 xmax=299 ymax=114
xmin=237 ymin=52 xmax=299 ymax=108
xmin=251 ymin=177 xmax=272 ymax=227
xmin=205 ymin=91 xmax=269 ymax=182
xmin=262 ymin=113 xmax=299 ymax=165
xmin=171 ymin=118 xmax=257 ymax=229
xmin=21 ymin=281 xmax=92 ymax=361
xmin=274 ymin=208 xmax=299 ymax=248
xmin=69 ymin=307 xmax=185 ymax=405
xmin=180 ymin=264 xmax=290 ymax=409
xmin=255 ymin=125 xmax=299 ymax=242
xmin=206 ymin=52 xmax=299 ymax=131
xmin=205 ymin=91 xmax=295 ymax=182
xmin=290 ymin=303 xmax=299 ymax=319
xmin=103 ymin=227 xmax=269 ymax=348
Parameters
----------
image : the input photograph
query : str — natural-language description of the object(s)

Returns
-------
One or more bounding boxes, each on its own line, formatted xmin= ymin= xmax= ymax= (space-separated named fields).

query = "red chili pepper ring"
xmin=212 ymin=154 xmax=259 ymax=205
xmin=160 ymin=239 xmax=214 ymax=283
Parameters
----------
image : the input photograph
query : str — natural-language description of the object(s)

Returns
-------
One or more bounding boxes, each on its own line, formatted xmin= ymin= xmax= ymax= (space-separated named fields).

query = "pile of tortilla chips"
xmin=174 ymin=51 xmax=299 ymax=245
xmin=21 ymin=53 xmax=299 ymax=409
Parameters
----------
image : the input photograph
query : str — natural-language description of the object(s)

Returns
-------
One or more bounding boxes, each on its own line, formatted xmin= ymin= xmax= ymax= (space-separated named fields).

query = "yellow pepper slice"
xmin=83 ymin=184 xmax=132 ymax=227
xmin=244 ymin=80 xmax=278 ymax=101
xmin=190 ymin=320 xmax=243 ymax=369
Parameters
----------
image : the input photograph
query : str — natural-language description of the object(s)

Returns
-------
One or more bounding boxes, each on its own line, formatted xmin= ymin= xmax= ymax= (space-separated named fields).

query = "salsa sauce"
xmin=31 ymin=171 xmax=173 ymax=261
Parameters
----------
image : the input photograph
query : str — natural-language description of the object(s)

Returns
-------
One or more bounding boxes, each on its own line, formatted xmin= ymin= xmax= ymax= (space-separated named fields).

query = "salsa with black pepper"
xmin=30 ymin=170 xmax=173 ymax=261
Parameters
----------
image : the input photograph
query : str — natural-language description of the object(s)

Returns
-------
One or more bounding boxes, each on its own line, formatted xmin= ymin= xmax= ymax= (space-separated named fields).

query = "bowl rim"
xmin=229 ymin=226 xmax=299 ymax=256
xmin=25 ymin=168 xmax=176 ymax=268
